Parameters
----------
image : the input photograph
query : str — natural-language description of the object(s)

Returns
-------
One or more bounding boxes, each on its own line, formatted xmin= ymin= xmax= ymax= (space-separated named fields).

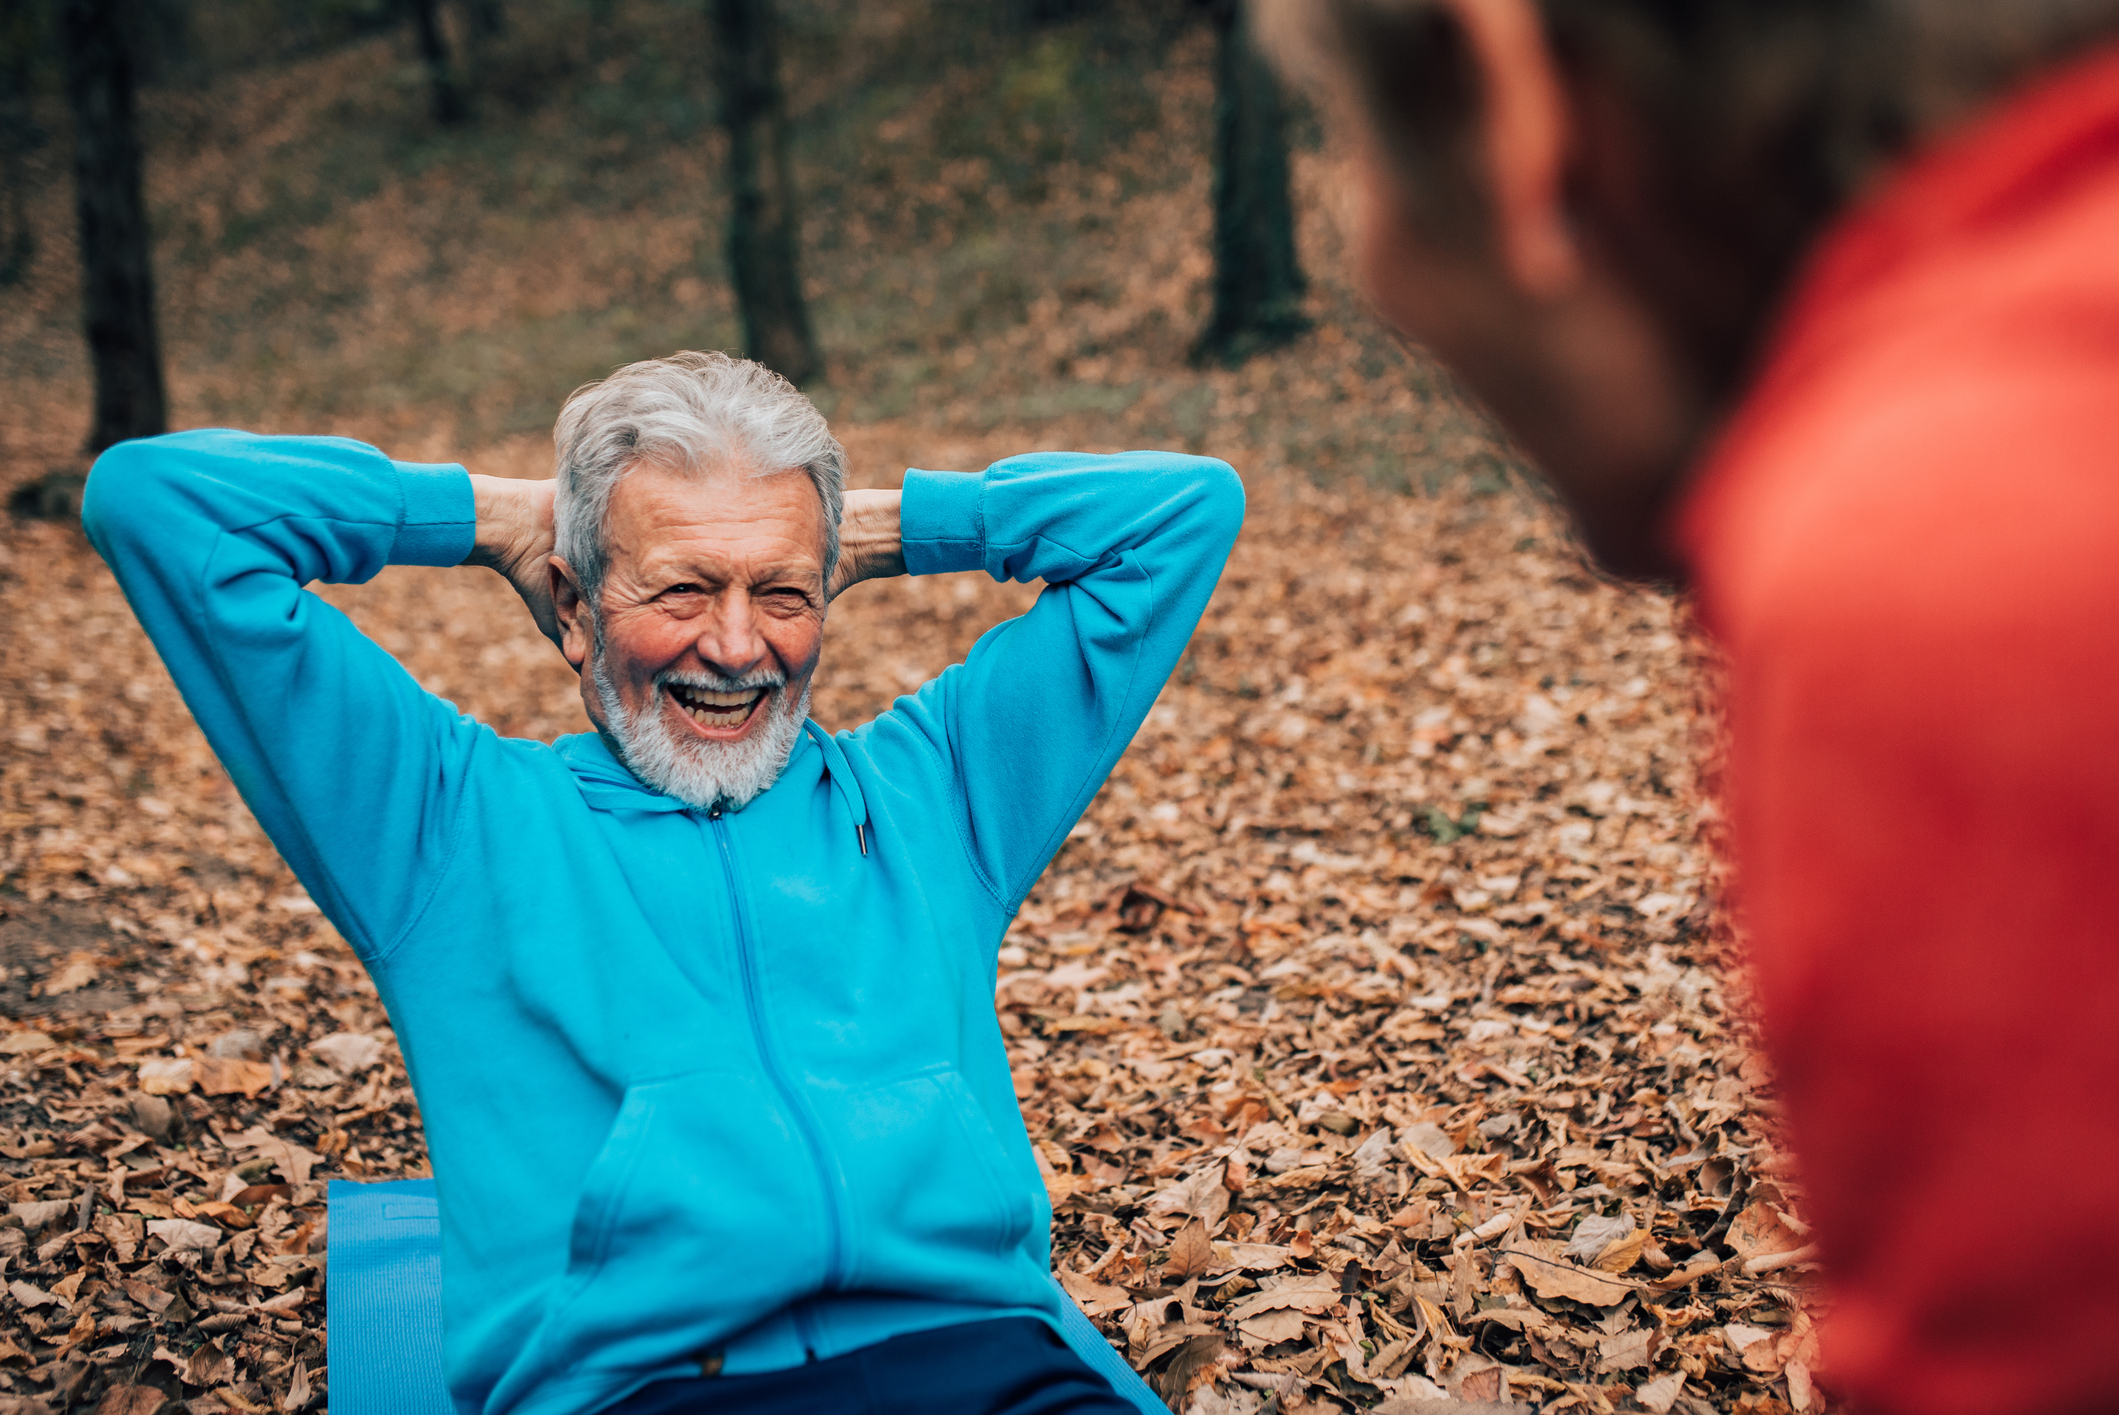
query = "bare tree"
xmin=58 ymin=0 xmax=166 ymax=452
xmin=1193 ymin=0 xmax=1306 ymax=366
xmin=1004 ymin=0 xmax=1099 ymax=30
xmin=462 ymin=0 xmax=503 ymax=43
xmin=709 ymin=0 xmax=819 ymax=385
xmin=407 ymin=0 xmax=465 ymax=124
xmin=0 ymin=0 xmax=42 ymax=288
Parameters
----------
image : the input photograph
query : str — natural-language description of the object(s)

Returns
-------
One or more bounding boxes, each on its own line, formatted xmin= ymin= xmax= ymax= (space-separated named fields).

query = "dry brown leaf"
xmin=234 ymin=1127 xmax=323 ymax=1186
xmin=193 ymin=1055 xmax=274 ymax=1098
xmin=1638 ymin=1371 xmax=1689 ymax=1413
xmin=1165 ymin=1220 xmax=1215 ymax=1278
xmin=135 ymin=1057 xmax=195 ymax=1095
xmin=1596 ymin=1326 xmax=1657 ymax=1372
xmin=91 ymin=1387 xmax=165 ymax=1415
xmin=1502 ymin=1242 xmax=1636 ymax=1308
xmin=1226 ymin=1273 xmax=1341 ymax=1323
xmin=1235 ymin=1307 xmax=1307 ymax=1349
xmin=1145 ymin=1164 xmax=1229 ymax=1232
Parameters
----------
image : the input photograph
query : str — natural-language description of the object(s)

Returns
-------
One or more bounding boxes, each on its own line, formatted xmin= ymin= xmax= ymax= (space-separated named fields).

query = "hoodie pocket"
xmin=813 ymin=1063 xmax=1035 ymax=1295
xmin=534 ymin=1070 xmax=831 ymax=1379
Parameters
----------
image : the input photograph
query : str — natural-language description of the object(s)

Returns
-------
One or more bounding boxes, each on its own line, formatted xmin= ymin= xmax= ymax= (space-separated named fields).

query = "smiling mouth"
xmin=666 ymin=682 xmax=770 ymax=732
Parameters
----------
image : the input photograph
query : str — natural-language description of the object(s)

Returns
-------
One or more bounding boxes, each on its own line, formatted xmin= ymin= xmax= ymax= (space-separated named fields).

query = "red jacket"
xmin=1674 ymin=45 xmax=2119 ymax=1415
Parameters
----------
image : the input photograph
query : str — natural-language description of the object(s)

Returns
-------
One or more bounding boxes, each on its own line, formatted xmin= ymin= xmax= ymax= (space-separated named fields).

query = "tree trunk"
xmin=709 ymin=0 xmax=819 ymax=386
xmin=462 ymin=0 xmax=502 ymax=42
xmin=58 ymin=0 xmax=166 ymax=452
xmin=1004 ymin=0 xmax=1098 ymax=31
xmin=0 ymin=0 xmax=41 ymax=288
xmin=1194 ymin=0 xmax=1307 ymax=366
xmin=407 ymin=0 xmax=465 ymax=124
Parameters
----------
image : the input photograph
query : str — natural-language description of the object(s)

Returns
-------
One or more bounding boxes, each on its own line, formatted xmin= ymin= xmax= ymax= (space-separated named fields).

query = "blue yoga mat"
xmin=327 ymin=1180 xmax=1166 ymax=1415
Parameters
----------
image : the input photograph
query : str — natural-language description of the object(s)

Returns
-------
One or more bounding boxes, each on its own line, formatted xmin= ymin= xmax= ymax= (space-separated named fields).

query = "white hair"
xmin=552 ymin=350 xmax=846 ymax=595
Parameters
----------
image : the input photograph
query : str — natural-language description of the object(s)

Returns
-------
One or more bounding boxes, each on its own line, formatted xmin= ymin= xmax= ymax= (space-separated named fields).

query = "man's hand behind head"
xmin=464 ymin=474 xmax=562 ymax=650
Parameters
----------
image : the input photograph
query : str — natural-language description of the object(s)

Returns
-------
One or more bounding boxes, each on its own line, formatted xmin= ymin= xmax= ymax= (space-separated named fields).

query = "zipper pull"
xmin=707 ymin=802 xmax=724 ymax=820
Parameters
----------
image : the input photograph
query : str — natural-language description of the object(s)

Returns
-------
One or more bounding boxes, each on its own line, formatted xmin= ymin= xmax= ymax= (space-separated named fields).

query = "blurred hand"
xmin=464 ymin=475 xmax=562 ymax=649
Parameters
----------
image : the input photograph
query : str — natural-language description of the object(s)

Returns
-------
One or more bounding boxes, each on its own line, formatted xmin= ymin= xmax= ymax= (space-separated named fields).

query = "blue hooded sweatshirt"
xmin=83 ymin=430 xmax=1242 ymax=1415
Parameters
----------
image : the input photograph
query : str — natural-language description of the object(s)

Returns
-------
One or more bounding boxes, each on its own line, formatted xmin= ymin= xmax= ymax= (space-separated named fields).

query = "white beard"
xmin=591 ymin=641 xmax=809 ymax=812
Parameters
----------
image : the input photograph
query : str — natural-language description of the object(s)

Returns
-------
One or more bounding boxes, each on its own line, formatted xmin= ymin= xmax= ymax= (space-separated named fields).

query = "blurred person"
xmin=1258 ymin=2 xmax=2119 ymax=1412
xmin=84 ymin=352 xmax=1243 ymax=1415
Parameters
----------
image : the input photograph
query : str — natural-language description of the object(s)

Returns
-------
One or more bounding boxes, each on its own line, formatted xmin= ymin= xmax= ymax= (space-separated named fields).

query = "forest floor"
xmin=0 ymin=3 xmax=1830 ymax=1413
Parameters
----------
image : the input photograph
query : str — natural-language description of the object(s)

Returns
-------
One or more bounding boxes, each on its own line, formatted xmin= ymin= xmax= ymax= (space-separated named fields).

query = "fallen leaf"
xmin=1637 ymin=1371 xmax=1688 ymax=1413
xmin=136 ymin=1057 xmax=196 ymax=1095
xmin=179 ymin=1340 xmax=234 ymax=1389
xmin=1055 ymin=1268 xmax=1130 ymax=1317
xmin=1502 ymin=1241 xmax=1635 ymax=1307
xmin=1593 ymin=1229 xmax=1649 ymax=1273
xmin=1235 ymin=1306 xmax=1307 ymax=1348
xmin=0 ymin=1031 xmax=54 ymax=1055
xmin=1402 ymin=1121 xmax=1457 ymax=1161
xmin=1208 ymin=1242 xmax=1290 ymax=1273
xmin=310 ymin=1031 xmax=384 ymax=1074
xmin=1596 ymin=1325 xmax=1656 ymax=1372
xmin=193 ymin=1201 xmax=254 ymax=1231
xmin=6 ymin=1281 xmax=56 ymax=1310
xmin=146 ymin=1219 xmax=224 ymax=1254
xmin=1152 ymin=1333 xmax=1223 ymax=1403
xmin=233 ymin=1127 xmax=322 ymax=1186
xmin=1165 ymin=1219 xmax=1214 ymax=1278
xmin=1723 ymin=1322 xmax=1785 ymax=1374
xmin=1453 ymin=1358 xmax=1505 ymax=1403
xmin=121 ymin=1279 xmax=175 ymax=1314
xmin=93 ymin=1386 xmax=166 ymax=1415
xmin=1146 ymin=1163 xmax=1229 ymax=1231
xmin=193 ymin=1055 xmax=274 ymax=1098
xmin=1564 ymin=1213 xmax=1635 ymax=1264
xmin=281 ymin=1361 xmax=313 ymax=1413
xmin=42 ymin=952 xmax=106 ymax=994
xmin=1227 ymin=1273 xmax=1341 ymax=1321
xmin=1787 ymin=1358 xmax=1815 ymax=1411
xmin=1350 ymin=1125 xmax=1396 ymax=1182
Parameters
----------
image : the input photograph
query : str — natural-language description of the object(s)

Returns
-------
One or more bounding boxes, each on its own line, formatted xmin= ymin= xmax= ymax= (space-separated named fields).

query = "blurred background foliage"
xmin=0 ymin=0 xmax=1516 ymax=494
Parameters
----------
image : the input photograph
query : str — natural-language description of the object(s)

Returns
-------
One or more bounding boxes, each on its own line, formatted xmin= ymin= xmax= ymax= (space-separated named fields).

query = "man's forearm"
xmin=462 ymin=475 xmax=561 ymax=645
xmin=830 ymin=489 xmax=905 ymax=599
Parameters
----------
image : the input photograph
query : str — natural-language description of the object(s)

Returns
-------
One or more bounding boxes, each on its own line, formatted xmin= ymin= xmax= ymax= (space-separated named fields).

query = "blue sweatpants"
xmin=603 ymin=1318 xmax=1144 ymax=1415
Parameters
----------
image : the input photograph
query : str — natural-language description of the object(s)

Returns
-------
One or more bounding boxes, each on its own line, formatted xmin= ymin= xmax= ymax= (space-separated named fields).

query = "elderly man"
xmin=84 ymin=351 xmax=1243 ymax=1415
xmin=1262 ymin=3 xmax=2119 ymax=1413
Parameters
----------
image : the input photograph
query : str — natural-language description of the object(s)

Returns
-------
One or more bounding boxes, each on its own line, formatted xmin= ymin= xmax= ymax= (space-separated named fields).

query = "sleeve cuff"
xmin=391 ymin=461 xmax=478 ymax=567
xmin=900 ymin=468 xmax=987 ymax=576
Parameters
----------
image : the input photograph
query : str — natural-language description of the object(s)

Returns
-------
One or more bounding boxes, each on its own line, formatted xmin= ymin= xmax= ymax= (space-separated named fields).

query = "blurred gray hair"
xmin=552 ymin=351 xmax=846 ymax=597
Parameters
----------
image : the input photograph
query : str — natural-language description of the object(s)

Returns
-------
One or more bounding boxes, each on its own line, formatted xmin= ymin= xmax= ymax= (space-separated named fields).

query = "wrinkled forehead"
xmin=603 ymin=459 xmax=827 ymax=582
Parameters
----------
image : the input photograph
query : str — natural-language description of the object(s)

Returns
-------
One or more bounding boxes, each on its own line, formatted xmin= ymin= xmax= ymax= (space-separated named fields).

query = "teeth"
xmin=667 ymin=683 xmax=769 ymax=726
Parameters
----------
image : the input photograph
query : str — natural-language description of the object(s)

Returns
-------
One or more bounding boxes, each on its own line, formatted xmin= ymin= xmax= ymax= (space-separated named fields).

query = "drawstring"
xmin=803 ymin=721 xmax=873 ymax=860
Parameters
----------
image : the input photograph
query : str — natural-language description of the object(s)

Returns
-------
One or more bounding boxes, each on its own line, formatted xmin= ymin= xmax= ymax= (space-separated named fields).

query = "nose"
xmin=688 ymin=589 xmax=771 ymax=680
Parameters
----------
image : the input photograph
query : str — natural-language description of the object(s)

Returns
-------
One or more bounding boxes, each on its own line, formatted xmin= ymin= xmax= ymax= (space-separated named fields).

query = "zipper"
xmin=706 ymin=803 xmax=847 ymax=1323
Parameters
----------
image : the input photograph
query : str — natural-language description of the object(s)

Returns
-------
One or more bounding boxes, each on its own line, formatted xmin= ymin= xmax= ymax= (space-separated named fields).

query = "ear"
xmin=549 ymin=557 xmax=593 ymax=673
xmin=1434 ymin=0 xmax=1579 ymax=295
